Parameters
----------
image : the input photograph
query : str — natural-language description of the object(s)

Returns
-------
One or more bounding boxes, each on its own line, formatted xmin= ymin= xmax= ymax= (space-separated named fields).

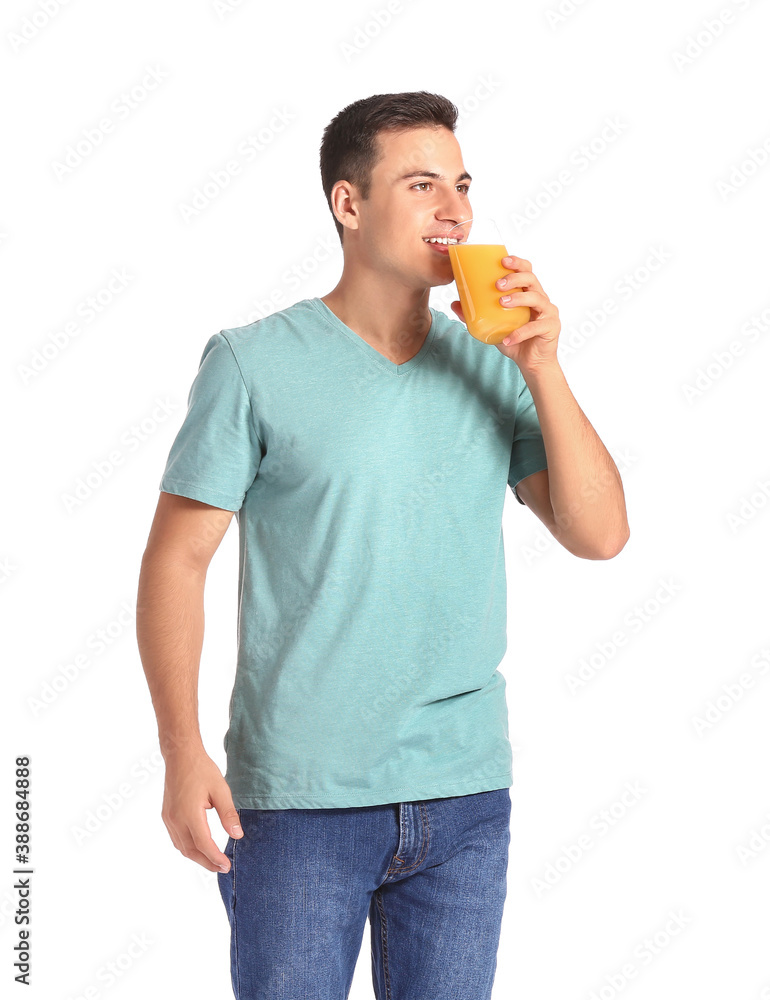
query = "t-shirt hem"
xmin=510 ymin=458 xmax=548 ymax=504
xmin=229 ymin=770 xmax=513 ymax=810
xmin=159 ymin=478 xmax=243 ymax=511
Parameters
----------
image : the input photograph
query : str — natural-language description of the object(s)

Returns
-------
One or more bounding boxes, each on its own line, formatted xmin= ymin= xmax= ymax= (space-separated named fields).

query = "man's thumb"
xmin=211 ymin=784 xmax=243 ymax=838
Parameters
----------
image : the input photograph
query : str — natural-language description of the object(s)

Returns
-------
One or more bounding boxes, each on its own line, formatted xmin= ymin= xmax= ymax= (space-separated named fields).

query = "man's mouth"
xmin=422 ymin=236 xmax=461 ymax=256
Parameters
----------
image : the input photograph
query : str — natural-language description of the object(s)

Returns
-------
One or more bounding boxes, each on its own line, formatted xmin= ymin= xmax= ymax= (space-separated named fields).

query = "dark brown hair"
xmin=319 ymin=91 xmax=459 ymax=247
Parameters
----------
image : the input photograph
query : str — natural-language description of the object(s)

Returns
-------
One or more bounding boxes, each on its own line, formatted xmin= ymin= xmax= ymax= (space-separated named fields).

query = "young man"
xmin=136 ymin=91 xmax=629 ymax=1000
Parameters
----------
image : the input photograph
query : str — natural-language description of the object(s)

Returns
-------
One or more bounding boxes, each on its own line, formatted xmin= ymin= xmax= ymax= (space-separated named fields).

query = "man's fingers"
xmin=165 ymin=814 xmax=230 ymax=872
xmin=160 ymin=753 xmax=241 ymax=871
xmin=210 ymin=784 xmax=243 ymax=839
xmin=177 ymin=837 xmax=227 ymax=873
xmin=187 ymin=807 xmax=231 ymax=871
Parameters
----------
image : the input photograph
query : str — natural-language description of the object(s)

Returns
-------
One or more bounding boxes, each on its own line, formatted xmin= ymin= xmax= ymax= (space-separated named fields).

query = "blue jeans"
xmin=217 ymin=787 xmax=511 ymax=999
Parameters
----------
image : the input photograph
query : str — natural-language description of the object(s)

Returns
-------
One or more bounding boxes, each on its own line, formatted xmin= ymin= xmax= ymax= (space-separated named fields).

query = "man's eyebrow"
xmin=398 ymin=170 xmax=472 ymax=183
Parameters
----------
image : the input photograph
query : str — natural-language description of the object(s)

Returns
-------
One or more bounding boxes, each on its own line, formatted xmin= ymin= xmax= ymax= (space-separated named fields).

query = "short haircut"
xmin=319 ymin=91 xmax=459 ymax=247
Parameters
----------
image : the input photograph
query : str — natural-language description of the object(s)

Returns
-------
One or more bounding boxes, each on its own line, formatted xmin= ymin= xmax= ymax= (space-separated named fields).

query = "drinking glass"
xmin=446 ymin=216 xmax=530 ymax=344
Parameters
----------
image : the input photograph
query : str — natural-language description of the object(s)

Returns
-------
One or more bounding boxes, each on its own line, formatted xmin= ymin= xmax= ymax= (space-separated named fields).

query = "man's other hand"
xmin=161 ymin=748 xmax=244 ymax=872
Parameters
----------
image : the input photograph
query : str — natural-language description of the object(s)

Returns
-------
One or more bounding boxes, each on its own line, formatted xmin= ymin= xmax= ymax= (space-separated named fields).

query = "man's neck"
xmin=320 ymin=267 xmax=432 ymax=365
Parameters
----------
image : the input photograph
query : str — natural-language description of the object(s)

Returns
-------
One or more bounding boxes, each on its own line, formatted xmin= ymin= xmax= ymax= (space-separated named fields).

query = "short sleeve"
xmin=159 ymin=332 xmax=263 ymax=512
xmin=508 ymin=371 xmax=548 ymax=505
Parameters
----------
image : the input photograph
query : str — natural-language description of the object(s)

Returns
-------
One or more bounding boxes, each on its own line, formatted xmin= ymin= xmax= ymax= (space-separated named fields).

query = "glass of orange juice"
xmin=446 ymin=216 xmax=530 ymax=344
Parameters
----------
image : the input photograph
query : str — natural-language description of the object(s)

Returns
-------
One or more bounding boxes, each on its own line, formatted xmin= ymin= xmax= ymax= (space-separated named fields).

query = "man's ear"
xmin=330 ymin=180 xmax=360 ymax=234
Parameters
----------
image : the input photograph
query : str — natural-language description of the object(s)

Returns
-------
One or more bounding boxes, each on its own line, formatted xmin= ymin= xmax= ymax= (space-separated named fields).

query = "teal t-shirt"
xmin=159 ymin=296 xmax=548 ymax=809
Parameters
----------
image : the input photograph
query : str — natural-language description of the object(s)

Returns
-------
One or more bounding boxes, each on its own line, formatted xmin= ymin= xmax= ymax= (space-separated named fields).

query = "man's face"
xmin=347 ymin=125 xmax=473 ymax=290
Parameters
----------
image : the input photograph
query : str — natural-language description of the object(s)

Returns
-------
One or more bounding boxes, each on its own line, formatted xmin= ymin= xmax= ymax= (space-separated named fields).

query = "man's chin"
xmin=429 ymin=273 xmax=456 ymax=289
xmin=405 ymin=261 xmax=456 ymax=293
xmin=417 ymin=263 xmax=455 ymax=288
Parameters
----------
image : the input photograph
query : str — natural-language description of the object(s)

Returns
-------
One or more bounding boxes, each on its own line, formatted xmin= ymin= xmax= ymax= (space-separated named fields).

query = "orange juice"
xmin=447 ymin=243 xmax=530 ymax=344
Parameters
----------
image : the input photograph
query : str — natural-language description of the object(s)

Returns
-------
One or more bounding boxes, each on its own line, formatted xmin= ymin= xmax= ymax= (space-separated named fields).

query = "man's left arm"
xmin=453 ymin=253 xmax=630 ymax=560
xmin=514 ymin=365 xmax=629 ymax=559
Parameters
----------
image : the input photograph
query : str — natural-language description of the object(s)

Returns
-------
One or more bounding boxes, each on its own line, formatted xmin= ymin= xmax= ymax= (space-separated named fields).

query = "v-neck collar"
xmin=309 ymin=297 xmax=437 ymax=376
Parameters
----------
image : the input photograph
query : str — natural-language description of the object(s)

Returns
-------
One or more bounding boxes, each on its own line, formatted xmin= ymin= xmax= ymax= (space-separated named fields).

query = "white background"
xmin=3 ymin=0 xmax=770 ymax=998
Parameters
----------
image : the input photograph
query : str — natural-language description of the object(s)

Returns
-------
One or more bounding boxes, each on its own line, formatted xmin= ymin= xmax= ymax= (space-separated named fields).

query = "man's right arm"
xmin=136 ymin=491 xmax=244 ymax=872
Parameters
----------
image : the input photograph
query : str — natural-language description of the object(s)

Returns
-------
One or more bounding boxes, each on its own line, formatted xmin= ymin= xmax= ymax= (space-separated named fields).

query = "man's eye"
xmin=411 ymin=183 xmax=471 ymax=193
